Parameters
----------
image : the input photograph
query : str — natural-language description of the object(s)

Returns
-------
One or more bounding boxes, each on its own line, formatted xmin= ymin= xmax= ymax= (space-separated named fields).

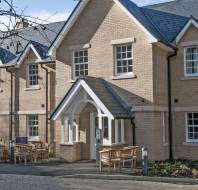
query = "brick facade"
xmin=0 ymin=0 xmax=197 ymax=161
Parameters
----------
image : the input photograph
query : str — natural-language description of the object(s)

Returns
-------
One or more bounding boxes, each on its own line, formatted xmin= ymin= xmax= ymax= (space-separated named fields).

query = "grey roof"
xmin=119 ymin=0 xmax=198 ymax=45
xmin=0 ymin=21 xmax=65 ymax=65
xmin=145 ymin=0 xmax=198 ymax=18
xmin=84 ymin=77 xmax=133 ymax=118
xmin=51 ymin=77 xmax=134 ymax=119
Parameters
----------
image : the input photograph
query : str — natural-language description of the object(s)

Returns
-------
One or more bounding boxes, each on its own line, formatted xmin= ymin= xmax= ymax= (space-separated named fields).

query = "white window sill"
xmin=25 ymin=86 xmax=41 ymax=91
xmin=163 ymin=143 xmax=169 ymax=147
xmin=181 ymin=76 xmax=198 ymax=80
xmin=60 ymin=142 xmax=80 ymax=146
xmin=28 ymin=136 xmax=40 ymax=142
xmin=111 ymin=74 xmax=137 ymax=80
xmin=112 ymin=142 xmax=127 ymax=145
xmin=183 ymin=142 xmax=198 ymax=146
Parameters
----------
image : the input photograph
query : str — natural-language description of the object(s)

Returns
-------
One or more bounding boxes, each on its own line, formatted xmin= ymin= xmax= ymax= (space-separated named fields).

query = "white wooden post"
xmin=115 ymin=119 xmax=119 ymax=144
xmin=61 ymin=118 xmax=65 ymax=144
xmin=108 ymin=118 xmax=112 ymax=145
xmin=121 ymin=119 xmax=125 ymax=143
xmin=76 ymin=116 xmax=80 ymax=142
xmin=98 ymin=115 xmax=102 ymax=130
xmin=68 ymin=115 xmax=73 ymax=144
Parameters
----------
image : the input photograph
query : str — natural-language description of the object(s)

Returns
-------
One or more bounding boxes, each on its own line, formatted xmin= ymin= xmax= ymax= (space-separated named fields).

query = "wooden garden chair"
xmin=99 ymin=149 xmax=122 ymax=172
xmin=120 ymin=146 xmax=138 ymax=169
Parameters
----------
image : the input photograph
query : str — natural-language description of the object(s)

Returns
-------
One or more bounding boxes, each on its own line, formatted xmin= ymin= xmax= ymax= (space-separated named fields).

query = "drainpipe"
xmin=167 ymin=49 xmax=177 ymax=160
xmin=6 ymin=67 xmax=14 ymax=141
xmin=41 ymin=64 xmax=49 ymax=143
xmin=131 ymin=118 xmax=136 ymax=146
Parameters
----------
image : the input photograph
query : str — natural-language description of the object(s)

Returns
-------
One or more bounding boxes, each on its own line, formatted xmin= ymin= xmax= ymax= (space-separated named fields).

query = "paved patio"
xmin=0 ymin=160 xmax=141 ymax=177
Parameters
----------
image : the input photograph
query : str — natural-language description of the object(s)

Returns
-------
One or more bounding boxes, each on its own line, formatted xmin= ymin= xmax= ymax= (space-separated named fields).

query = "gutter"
xmin=41 ymin=64 xmax=49 ymax=143
xmin=167 ymin=49 xmax=177 ymax=159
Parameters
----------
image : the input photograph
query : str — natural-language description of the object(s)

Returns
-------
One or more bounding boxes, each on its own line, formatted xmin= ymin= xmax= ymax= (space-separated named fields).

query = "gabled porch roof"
xmin=51 ymin=77 xmax=133 ymax=120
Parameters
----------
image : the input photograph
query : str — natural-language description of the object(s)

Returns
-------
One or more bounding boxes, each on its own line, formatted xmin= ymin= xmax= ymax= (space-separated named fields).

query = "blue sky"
xmin=11 ymin=0 xmax=172 ymax=23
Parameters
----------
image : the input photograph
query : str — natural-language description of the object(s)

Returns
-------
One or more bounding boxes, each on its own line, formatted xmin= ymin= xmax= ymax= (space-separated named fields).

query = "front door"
xmin=90 ymin=113 xmax=99 ymax=160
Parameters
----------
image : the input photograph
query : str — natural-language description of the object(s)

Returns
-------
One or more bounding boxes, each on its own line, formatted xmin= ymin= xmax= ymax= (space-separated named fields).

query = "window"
xmin=115 ymin=44 xmax=133 ymax=75
xmin=103 ymin=117 xmax=109 ymax=139
xmin=28 ymin=64 xmax=39 ymax=87
xmin=73 ymin=50 xmax=88 ymax=78
xmin=186 ymin=113 xmax=198 ymax=142
xmin=28 ymin=115 xmax=39 ymax=137
xmin=185 ymin=47 xmax=198 ymax=76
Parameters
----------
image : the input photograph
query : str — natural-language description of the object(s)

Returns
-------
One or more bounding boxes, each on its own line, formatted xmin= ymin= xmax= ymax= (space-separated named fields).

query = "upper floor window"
xmin=73 ymin=50 xmax=88 ymax=78
xmin=28 ymin=115 xmax=39 ymax=137
xmin=115 ymin=44 xmax=133 ymax=75
xmin=186 ymin=113 xmax=198 ymax=142
xmin=28 ymin=64 xmax=39 ymax=87
xmin=185 ymin=47 xmax=198 ymax=76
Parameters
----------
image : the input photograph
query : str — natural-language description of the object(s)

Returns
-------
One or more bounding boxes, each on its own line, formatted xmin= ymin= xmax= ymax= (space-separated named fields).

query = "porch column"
xmin=98 ymin=115 xmax=102 ymax=130
xmin=121 ymin=119 xmax=125 ymax=143
xmin=68 ymin=115 xmax=73 ymax=144
xmin=108 ymin=118 xmax=112 ymax=145
xmin=61 ymin=118 xmax=65 ymax=144
xmin=115 ymin=119 xmax=119 ymax=143
xmin=75 ymin=116 xmax=80 ymax=142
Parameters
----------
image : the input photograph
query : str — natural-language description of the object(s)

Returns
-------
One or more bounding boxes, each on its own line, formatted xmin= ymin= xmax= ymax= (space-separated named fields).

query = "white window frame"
xmin=114 ymin=43 xmax=133 ymax=76
xmin=185 ymin=112 xmax=198 ymax=143
xmin=27 ymin=115 xmax=39 ymax=139
xmin=184 ymin=47 xmax=198 ymax=77
xmin=27 ymin=63 xmax=39 ymax=88
xmin=73 ymin=49 xmax=88 ymax=79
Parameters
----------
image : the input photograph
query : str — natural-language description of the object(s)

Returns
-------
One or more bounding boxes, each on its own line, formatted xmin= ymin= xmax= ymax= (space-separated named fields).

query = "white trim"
xmin=0 ymin=111 xmax=10 ymax=115
xmin=16 ymin=44 xmax=42 ymax=68
xmin=68 ymin=115 xmax=73 ymax=144
xmin=48 ymin=0 xmax=158 ymax=56
xmin=114 ymin=43 xmax=134 ymax=76
xmin=110 ymin=37 xmax=135 ymax=45
xmin=176 ymin=19 xmax=198 ymax=44
xmin=111 ymin=73 xmax=136 ymax=80
xmin=115 ymin=119 xmax=119 ymax=144
xmin=121 ymin=119 xmax=125 ymax=143
xmin=108 ymin=118 xmax=112 ymax=145
xmin=113 ymin=0 xmax=158 ymax=43
xmin=48 ymin=0 xmax=90 ymax=56
xmin=16 ymin=110 xmax=46 ymax=115
xmin=72 ymin=49 xmax=88 ymax=79
xmin=61 ymin=118 xmax=65 ymax=144
xmin=184 ymin=46 xmax=198 ymax=77
xmin=52 ymin=79 xmax=114 ymax=120
xmin=185 ymin=112 xmax=198 ymax=143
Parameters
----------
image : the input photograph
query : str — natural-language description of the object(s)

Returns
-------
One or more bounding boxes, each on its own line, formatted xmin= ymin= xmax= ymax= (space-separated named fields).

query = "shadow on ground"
xmin=0 ymin=160 xmax=140 ymax=177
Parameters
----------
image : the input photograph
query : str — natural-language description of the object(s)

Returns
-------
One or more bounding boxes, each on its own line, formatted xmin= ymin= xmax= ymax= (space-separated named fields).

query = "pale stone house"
xmin=1 ymin=0 xmax=198 ymax=161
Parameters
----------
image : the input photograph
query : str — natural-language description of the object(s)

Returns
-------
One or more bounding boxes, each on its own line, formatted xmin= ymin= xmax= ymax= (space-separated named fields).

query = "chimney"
xmin=16 ymin=19 xmax=29 ymax=29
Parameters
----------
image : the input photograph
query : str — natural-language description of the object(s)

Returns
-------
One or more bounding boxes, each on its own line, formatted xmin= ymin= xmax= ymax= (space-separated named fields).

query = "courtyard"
xmin=0 ymin=162 xmax=197 ymax=190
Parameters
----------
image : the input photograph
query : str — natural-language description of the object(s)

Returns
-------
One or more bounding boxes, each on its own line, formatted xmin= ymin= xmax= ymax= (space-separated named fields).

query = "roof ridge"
xmin=100 ymin=78 xmax=133 ymax=118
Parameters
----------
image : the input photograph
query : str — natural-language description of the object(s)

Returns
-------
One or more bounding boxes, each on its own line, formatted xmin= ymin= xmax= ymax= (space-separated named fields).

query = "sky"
xmin=12 ymin=0 xmax=173 ymax=23
xmin=0 ymin=0 xmax=173 ymax=30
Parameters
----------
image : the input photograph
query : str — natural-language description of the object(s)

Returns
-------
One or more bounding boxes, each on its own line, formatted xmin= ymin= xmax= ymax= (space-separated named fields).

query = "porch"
xmin=51 ymin=77 xmax=134 ymax=162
